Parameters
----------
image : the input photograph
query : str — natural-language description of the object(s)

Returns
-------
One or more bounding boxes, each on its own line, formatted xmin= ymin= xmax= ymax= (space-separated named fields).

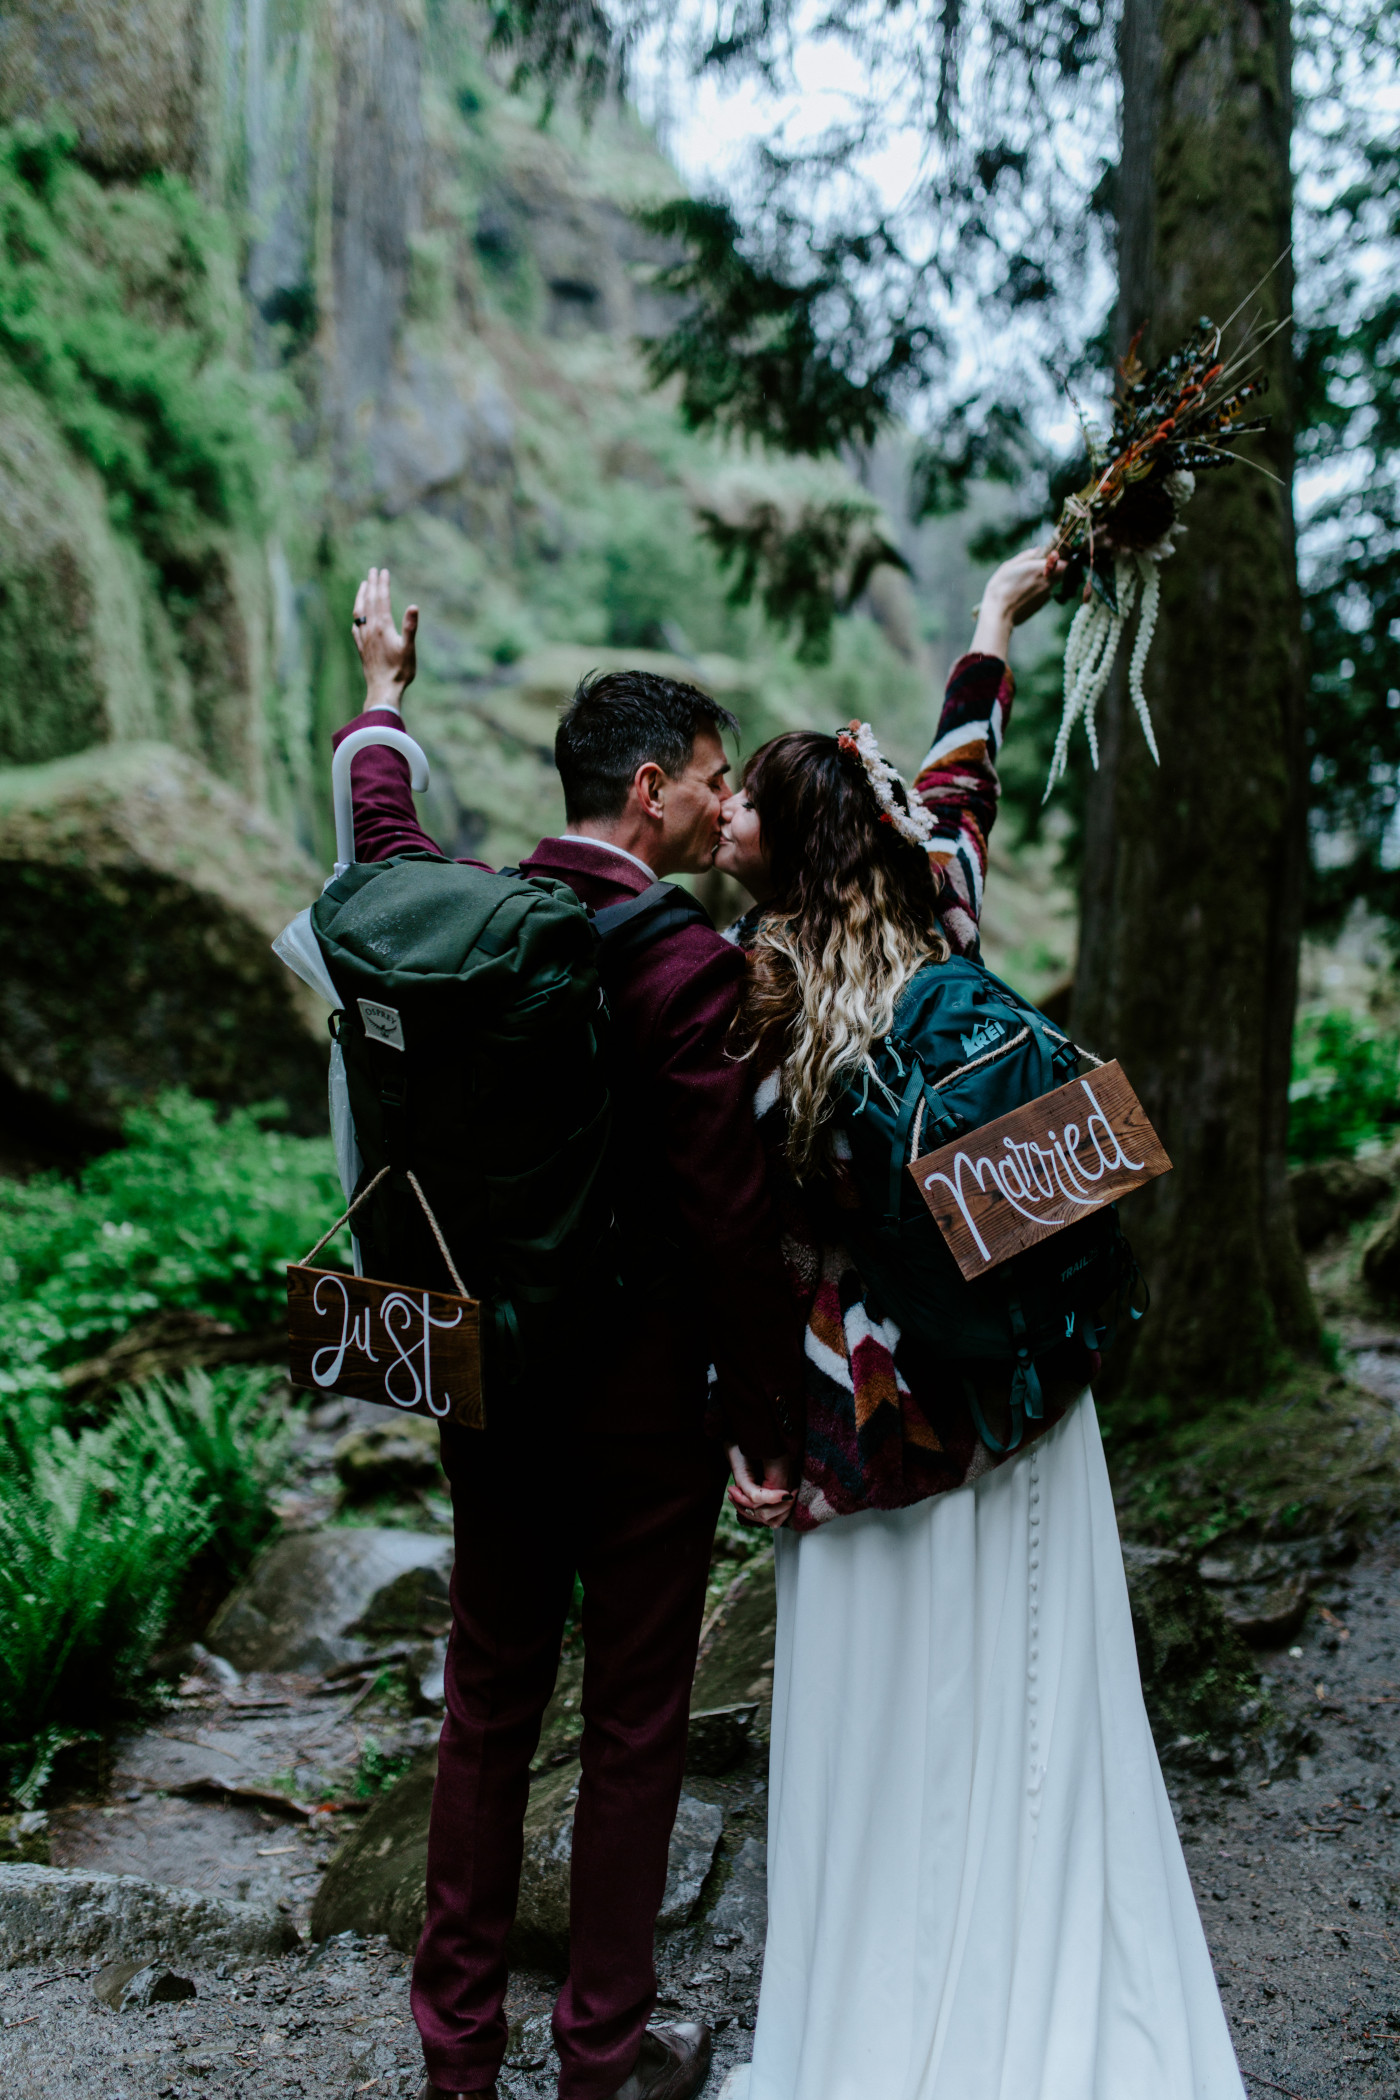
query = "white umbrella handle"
xmin=331 ymin=726 xmax=430 ymax=876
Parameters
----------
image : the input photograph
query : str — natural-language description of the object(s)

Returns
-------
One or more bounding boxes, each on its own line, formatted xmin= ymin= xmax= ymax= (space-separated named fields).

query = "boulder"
xmin=509 ymin=1763 xmax=584 ymax=1972
xmin=205 ymin=1528 xmax=453 ymax=1675
xmin=1121 ymin=1545 xmax=1260 ymax=1762
xmin=658 ymin=1797 xmax=725 ymax=1930
xmin=350 ymin=1559 xmax=452 ymax=1639
xmin=312 ymin=1754 xmax=724 ymax=1971
xmin=0 ymin=1864 xmax=297 ymax=1969
xmin=0 ymin=741 xmax=326 ymax=1139
xmin=335 ymin=1418 xmax=445 ymax=1502
xmin=310 ymin=1749 xmax=438 ymax=1955
xmin=1291 ymin=1157 xmax=1392 ymax=1250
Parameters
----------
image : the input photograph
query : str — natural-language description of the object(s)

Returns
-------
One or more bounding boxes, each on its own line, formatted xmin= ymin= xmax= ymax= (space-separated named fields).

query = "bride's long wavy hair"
xmin=735 ymin=730 xmax=949 ymax=1176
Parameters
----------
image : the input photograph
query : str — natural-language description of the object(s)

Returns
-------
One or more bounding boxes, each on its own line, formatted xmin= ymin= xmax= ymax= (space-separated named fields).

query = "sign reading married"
xmin=287 ymin=1264 xmax=483 ymax=1428
xmin=908 ymin=1060 xmax=1171 ymax=1281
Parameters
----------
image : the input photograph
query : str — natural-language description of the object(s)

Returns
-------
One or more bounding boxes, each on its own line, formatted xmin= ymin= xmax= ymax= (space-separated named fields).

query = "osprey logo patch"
xmin=960 ymin=1020 xmax=1005 ymax=1059
xmin=358 ymin=998 xmax=406 ymax=1052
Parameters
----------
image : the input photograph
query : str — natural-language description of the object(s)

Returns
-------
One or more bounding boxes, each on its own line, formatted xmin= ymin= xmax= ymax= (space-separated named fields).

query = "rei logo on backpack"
xmin=834 ymin=954 xmax=1146 ymax=1454
xmin=311 ymin=852 xmax=708 ymax=1386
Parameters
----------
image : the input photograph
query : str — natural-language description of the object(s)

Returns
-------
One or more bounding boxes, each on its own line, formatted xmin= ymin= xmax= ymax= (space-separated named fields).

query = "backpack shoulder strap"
xmin=592 ymin=881 xmax=713 ymax=965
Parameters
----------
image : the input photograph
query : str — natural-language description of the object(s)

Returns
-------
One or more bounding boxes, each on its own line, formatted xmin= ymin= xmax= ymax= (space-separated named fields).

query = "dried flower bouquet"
xmin=1042 ymin=312 xmax=1277 ymax=797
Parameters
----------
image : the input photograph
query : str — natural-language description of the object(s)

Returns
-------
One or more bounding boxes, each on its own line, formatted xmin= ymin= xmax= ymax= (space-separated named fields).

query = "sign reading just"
xmin=908 ymin=1060 xmax=1171 ymax=1280
xmin=286 ymin=1264 xmax=483 ymax=1428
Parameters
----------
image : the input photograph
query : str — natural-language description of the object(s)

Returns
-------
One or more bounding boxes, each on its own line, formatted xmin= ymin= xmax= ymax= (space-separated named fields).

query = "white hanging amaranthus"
xmin=1042 ymin=469 xmax=1192 ymax=799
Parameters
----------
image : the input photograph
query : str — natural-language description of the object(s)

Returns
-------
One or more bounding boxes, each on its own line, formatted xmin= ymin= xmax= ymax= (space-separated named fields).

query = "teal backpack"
xmin=833 ymin=954 xmax=1144 ymax=1451
xmin=311 ymin=852 xmax=708 ymax=1383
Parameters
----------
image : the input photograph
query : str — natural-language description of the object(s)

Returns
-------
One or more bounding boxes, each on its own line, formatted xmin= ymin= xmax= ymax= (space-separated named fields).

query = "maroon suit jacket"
xmin=334 ymin=708 xmax=799 ymax=1459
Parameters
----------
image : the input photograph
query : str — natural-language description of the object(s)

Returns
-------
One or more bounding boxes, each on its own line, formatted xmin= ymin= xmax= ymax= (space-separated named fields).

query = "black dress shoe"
xmin=417 ymin=2082 xmax=499 ymax=2098
xmin=606 ymin=2022 xmax=712 ymax=2100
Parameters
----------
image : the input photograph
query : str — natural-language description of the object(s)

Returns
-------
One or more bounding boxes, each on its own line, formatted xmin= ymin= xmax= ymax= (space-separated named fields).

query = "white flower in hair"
xmin=836 ymin=720 xmax=938 ymax=851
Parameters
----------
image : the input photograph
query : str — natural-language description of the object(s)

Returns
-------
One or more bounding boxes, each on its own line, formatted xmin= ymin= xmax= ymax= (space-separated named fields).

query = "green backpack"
xmin=833 ymin=954 xmax=1145 ymax=1451
xmin=311 ymin=852 xmax=707 ymax=1381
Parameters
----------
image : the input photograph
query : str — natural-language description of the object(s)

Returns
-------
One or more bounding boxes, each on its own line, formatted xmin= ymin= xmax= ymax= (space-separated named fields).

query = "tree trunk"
xmin=1073 ymin=0 xmax=1314 ymax=1406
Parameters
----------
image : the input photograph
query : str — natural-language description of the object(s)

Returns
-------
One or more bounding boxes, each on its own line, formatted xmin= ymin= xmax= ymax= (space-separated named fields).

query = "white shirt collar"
xmin=556 ymin=835 xmax=657 ymax=881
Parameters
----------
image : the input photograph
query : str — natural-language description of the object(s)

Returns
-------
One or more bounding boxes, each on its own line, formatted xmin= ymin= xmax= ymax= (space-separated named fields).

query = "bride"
xmin=713 ymin=548 xmax=1245 ymax=2100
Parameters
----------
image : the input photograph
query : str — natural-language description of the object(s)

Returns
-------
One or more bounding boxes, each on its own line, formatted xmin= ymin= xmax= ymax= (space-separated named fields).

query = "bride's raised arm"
xmin=911 ymin=547 xmax=1059 ymax=949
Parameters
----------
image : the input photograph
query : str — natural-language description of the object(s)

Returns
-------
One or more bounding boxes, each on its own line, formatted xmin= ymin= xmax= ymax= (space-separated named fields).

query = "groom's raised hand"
xmin=352 ymin=566 xmax=418 ymax=712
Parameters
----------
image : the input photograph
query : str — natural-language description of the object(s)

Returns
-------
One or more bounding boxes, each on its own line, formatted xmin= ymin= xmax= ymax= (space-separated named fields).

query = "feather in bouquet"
xmin=1042 ymin=314 xmax=1276 ymax=798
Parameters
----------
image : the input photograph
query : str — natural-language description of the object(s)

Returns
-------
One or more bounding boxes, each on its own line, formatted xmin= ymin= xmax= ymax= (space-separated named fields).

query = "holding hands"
xmin=728 ymin=1446 xmax=797 ymax=1530
xmin=353 ymin=567 xmax=418 ymax=713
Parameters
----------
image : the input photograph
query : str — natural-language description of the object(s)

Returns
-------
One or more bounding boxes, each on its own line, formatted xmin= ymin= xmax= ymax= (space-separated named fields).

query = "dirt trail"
xmin=8 ymin=1402 xmax=1400 ymax=2096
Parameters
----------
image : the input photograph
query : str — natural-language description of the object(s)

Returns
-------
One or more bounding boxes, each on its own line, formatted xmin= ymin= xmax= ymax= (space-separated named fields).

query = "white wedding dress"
xmin=725 ymin=1393 xmax=1245 ymax=2100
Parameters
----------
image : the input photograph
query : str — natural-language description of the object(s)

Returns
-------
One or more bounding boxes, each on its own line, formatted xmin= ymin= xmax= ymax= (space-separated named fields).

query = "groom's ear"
xmin=632 ymin=759 xmax=668 ymax=821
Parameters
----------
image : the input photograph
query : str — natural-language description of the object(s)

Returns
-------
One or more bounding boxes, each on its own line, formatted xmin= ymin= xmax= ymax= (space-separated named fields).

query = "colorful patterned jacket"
xmin=737 ymin=652 xmax=1087 ymax=1531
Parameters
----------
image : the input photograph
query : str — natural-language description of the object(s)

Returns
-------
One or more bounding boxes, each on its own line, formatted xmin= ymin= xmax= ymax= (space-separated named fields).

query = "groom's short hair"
xmin=555 ymin=669 xmax=739 ymax=823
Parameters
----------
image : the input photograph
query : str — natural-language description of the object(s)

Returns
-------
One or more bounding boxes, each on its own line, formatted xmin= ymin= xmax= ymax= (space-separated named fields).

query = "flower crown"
xmin=835 ymin=720 xmax=937 ymax=851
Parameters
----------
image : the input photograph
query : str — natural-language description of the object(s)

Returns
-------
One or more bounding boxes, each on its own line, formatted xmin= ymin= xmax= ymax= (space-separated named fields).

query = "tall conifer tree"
xmin=1075 ymin=0 xmax=1314 ymax=1400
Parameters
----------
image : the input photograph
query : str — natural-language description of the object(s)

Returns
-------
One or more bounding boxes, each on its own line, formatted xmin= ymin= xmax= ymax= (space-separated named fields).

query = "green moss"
xmin=1121 ymin=1547 xmax=1261 ymax=1753
xmin=0 ymin=124 xmax=270 ymax=561
xmin=1105 ymin=1356 xmax=1400 ymax=1552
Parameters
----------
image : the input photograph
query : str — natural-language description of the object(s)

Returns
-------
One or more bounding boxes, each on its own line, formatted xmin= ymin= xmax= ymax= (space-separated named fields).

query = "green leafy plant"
xmin=0 ymin=1089 xmax=347 ymax=1414
xmin=135 ymin=1368 xmax=293 ymax=1578
xmin=354 ymin=1735 xmax=416 ymax=1797
xmin=0 ymin=1366 xmax=290 ymax=1788
xmin=1288 ymin=1009 xmax=1400 ymax=1163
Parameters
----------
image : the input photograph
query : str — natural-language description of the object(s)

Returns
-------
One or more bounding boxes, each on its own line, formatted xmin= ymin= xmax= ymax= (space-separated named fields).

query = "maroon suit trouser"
xmin=411 ymin=1418 xmax=728 ymax=2100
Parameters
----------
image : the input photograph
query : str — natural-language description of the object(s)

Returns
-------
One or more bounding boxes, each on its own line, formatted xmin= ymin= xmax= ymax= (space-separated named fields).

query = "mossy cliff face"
xmin=0 ymin=0 xmax=212 ymax=178
xmin=0 ymin=122 xmax=275 ymax=800
xmin=0 ymin=0 xmax=924 ymax=1132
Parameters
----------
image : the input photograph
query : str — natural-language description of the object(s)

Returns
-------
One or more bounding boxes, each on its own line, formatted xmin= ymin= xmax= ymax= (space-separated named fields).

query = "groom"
xmin=336 ymin=571 xmax=798 ymax=2100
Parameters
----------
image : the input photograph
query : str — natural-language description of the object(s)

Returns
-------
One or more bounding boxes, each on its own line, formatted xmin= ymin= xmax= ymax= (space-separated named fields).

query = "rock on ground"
xmin=707 ymin=1838 xmax=768 ymax=1956
xmin=334 ymin=1417 xmax=446 ymax=1500
xmin=0 ymin=1864 xmax=298 ymax=1969
xmin=310 ymin=1751 xmax=439 ymax=1955
xmin=313 ymin=1756 xmax=725 ymax=1972
xmin=693 ymin=1556 xmax=777 ymax=1724
xmin=206 ymin=1527 xmax=454 ymax=1674
xmin=658 ymin=1798 xmax=726 ymax=1930
xmin=1120 ymin=1545 xmax=1261 ymax=1766
xmin=92 ymin=1959 xmax=197 ymax=2011
xmin=1290 ymin=1157 xmax=1392 ymax=1251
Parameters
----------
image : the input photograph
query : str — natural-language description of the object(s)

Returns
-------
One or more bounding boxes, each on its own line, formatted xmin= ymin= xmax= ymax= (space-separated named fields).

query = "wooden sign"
xmin=287 ymin=1264 xmax=483 ymax=1428
xmin=908 ymin=1059 xmax=1171 ymax=1280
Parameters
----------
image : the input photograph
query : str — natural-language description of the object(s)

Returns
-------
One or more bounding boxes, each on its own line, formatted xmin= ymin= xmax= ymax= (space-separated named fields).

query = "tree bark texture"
xmin=1074 ymin=0 xmax=1314 ymax=1405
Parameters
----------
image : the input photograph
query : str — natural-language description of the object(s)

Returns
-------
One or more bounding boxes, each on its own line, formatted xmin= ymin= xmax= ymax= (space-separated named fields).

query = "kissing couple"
xmin=336 ymin=557 xmax=1246 ymax=2100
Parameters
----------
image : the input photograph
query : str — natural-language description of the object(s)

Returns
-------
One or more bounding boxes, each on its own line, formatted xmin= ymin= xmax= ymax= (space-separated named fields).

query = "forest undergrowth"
xmin=0 ymin=1093 xmax=349 ymax=1803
